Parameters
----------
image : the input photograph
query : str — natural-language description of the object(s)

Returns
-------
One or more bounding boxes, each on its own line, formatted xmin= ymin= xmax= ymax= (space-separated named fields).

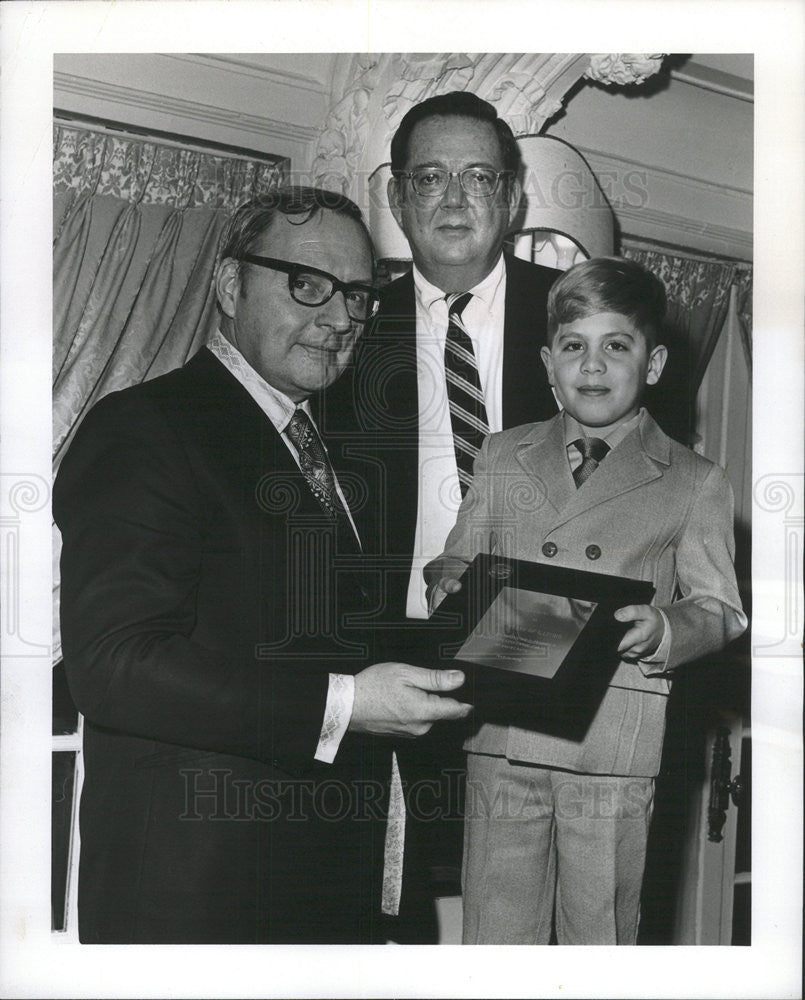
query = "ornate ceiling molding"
xmin=164 ymin=54 xmax=329 ymax=96
xmin=617 ymin=204 xmax=752 ymax=260
xmin=584 ymin=54 xmax=666 ymax=87
xmin=308 ymin=53 xmax=667 ymax=213
xmin=54 ymin=71 xmax=319 ymax=147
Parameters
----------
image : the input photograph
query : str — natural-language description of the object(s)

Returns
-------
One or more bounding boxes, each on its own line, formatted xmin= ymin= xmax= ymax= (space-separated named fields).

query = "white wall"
xmin=54 ymin=53 xmax=337 ymax=166
xmin=548 ymin=70 xmax=752 ymax=257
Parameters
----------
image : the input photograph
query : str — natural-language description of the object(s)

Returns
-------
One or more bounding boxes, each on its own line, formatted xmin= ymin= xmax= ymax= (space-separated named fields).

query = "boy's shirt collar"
xmin=562 ymin=408 xmax=646 ymax=452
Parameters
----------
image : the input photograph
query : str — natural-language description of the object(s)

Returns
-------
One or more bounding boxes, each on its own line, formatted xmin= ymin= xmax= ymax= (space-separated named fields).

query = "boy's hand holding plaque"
xmin=421 ymin=554 xmax=655 ymax=738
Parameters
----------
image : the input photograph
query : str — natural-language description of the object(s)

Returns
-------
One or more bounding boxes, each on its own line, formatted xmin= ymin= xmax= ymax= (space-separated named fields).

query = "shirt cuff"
xmin=639 ymin=608 xmax=672 ymax=673
xmin=314 ymin=673 xmax=355 ymax=763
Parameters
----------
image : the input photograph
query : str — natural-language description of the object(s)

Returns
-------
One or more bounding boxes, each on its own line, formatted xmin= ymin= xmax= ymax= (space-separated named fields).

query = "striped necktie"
xmin=444 ymin=292 xmax=490 ymax=497
xmin=572 ymin=437 xmax=610 ymax=488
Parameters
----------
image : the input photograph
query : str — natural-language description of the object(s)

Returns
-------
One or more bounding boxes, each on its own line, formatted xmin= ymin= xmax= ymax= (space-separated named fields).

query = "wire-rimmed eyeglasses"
xmin=392 ymin=167 xmax=513 ymax=199
xmin=238 ymin=254 xmax=380 ymax=324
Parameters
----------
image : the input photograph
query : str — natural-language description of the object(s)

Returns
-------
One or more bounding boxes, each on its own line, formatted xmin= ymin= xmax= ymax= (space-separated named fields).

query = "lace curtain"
xmin=52 ymin=123 xmax=287 ymax=657
xmin=622 ymin=243 xmax=753 ymax=445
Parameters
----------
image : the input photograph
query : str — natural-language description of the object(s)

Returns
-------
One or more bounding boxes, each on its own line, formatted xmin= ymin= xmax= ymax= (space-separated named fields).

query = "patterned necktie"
xmin=572 ymin=437 xmax=610 ymax=488
xmin=285 ymin=407 xmax=345 ymax=519
xmin=444 ymin=292 xmax=490 ymax=497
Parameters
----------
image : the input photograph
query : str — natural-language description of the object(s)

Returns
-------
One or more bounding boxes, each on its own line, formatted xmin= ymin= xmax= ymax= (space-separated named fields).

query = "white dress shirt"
xmin=406 ymin=255 xmax=507 ymax=618
xmin=207 ymin=331 xmax=353 ymax=763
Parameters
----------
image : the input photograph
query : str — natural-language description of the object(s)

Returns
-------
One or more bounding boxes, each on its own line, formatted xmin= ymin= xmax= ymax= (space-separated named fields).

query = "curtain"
xmin=625 ymin=248 xmax=754 ymax=943
xmin=53 ymin=124 xmax=287 ymax=466
xmin=52 ymin=123 xmax=287 ymax=656
xmin=621 ymin=244 xmax=753 ymax=445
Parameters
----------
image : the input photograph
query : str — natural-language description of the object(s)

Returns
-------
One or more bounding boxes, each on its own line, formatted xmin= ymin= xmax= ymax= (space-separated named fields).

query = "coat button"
xmin=542 ymin=541 xmax=558 ymax=558
xmin=585 ymin=544 xmax=602 ymax=560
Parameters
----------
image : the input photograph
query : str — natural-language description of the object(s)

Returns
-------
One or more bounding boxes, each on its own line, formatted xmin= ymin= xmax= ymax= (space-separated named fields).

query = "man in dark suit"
xmin=332 ymin=93 xmax=561 ymax=936
xmin=53 ymin=187 xmax=471 ymax=944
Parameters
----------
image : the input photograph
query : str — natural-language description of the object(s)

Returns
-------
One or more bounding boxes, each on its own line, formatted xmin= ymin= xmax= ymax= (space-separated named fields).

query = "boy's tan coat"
xmin=433 ymin=410 xmax=747 ymax=777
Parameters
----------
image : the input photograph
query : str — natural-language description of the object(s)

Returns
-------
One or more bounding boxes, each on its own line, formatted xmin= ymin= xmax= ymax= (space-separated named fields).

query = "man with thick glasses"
xmin=237 ymin=253 xmax=380 ymax=323
xmin=54 ymin=187 xmax=471 ymax=944
xmin=337 ymin=92 xmax=561 ymax=940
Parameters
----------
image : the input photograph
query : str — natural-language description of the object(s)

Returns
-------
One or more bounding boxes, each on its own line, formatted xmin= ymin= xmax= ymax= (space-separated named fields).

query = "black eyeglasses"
xmin=239 ymin=254 xmax=380 ymax=324
xmin=392 ymin=167 xmax=513 ymax=199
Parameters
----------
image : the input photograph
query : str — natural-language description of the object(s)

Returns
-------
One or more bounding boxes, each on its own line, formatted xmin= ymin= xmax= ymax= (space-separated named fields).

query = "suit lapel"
xmin=501 ymin=254 xmax=561 ymax=428
xmin=188 ymin=349 xmax=363 ymax=554
xmin=513 ymin=414 xmax=574 ymax=517
xmin=188 ymin=350 xmax=307 ymax=492
xmin=360 ymin=272 xmax=421 ymax=570
xmin=372 ymin=270 xmax=419 ymax=427
xmin=549 ymin=413 xmax=670 ymax=530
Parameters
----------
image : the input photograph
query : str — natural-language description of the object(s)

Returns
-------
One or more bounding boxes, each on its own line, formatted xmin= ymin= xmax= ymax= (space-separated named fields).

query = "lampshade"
xmin=368 ymin=164 xmax=412 ymax=262
xmin=512 ymin=135 xmax=614 ymax=268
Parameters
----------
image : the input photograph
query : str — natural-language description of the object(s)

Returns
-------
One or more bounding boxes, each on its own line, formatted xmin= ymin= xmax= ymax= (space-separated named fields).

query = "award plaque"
xmin=422 ymin=554 xmax=656 ymax=738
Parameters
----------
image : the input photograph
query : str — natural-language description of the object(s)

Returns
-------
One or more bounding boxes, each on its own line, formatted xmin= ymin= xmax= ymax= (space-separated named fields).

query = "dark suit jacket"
xmin=321 ymin=253 xmax=560 ymax=622
xmin=54 ymin=348 xmax=390 ymax=944
xmin=318 ymin=253 xmax=559 ymax=929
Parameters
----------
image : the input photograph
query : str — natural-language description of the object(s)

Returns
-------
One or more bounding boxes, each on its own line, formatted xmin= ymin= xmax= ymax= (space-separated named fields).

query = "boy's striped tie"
xmin=572 ymin=437 xmax=610 ymax=488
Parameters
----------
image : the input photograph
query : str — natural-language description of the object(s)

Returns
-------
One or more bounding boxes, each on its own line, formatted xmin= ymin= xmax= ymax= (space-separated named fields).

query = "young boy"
xmin=426 ymin=257 xmax=747 ymax=945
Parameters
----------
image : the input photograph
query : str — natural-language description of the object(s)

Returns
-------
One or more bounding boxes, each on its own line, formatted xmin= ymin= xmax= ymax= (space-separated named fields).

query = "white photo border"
xmin=1 ymin=2 xmax=802 ymax=997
